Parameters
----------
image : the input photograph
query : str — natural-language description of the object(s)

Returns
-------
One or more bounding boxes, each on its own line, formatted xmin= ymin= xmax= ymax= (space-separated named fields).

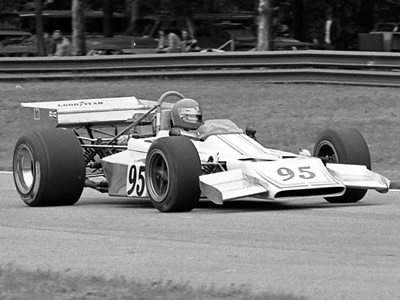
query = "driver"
xmin=170 ymin=98 xmax=203 ymax=130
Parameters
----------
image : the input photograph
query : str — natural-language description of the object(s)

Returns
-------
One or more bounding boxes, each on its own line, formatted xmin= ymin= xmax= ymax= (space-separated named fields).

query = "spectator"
xmin=181 ymin=29 xmax=200 ymax=52
xmin=43 ymin=33 xmax=54 ymax=56
xmin=156 ymin=30 xmax=167 ymax=52
xmin=322 ymin=8 xmax=341 ymax=50
xmin=156 ymin=28 xmax=181 ymax=53
xmin=50 ymin=30 xmax=71 ymax=56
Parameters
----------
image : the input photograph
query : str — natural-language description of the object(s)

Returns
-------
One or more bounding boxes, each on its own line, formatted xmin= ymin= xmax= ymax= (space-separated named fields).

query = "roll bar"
xmin=155 ymin=91 xmax=185 ymax=132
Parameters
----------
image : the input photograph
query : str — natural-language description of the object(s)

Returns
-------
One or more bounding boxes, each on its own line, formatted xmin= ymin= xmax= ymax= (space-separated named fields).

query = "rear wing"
xmin=20 ymin=96 xmax=171 ymax=130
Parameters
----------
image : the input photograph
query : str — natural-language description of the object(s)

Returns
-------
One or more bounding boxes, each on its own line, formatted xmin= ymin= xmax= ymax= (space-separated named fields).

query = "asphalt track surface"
xmin=1 ymin=171 xmax=399 ymax=299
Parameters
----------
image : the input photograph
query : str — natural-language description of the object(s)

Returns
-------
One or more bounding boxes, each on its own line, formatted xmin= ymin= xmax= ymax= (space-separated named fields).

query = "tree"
xmin=257 ymin=0 xmax=271 ymax=50
xmin=34 ymin=0 xmax=46 ymax=56
xmin=292 ymin=0 xmax=304 ymax=41
xmin=71 ymin=0 xmax=86 ymax=55
xmin=124 ymin=0 xmax=140 ymax=34
xmin=359 ymin=0 xmax=374 ymax=33
xmin=103 ymin=0 xmax=113 ymax=37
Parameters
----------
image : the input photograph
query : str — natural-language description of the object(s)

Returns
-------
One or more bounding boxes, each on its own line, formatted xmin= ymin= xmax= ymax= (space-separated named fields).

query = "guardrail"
xmin=1 ymin=50 xmax=400 ymax=86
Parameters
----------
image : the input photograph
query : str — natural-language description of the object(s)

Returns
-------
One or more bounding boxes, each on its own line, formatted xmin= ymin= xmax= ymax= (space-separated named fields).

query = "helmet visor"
xmin=179 ymin=107 xmax=202 ymax=124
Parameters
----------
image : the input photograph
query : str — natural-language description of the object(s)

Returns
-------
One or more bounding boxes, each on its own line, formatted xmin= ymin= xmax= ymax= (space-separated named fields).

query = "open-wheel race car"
xmin=13 ymin=91 xmax=394 ymax=212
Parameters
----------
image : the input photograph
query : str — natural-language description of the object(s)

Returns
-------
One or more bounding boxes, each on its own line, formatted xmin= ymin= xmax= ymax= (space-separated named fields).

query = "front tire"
xmin=313 ymin=128 xmax=371 ymax=203
xmin=145 ymin=136 xmax=201 ymax=212
xmin=13 ymin=129 xmax=85 ymax=206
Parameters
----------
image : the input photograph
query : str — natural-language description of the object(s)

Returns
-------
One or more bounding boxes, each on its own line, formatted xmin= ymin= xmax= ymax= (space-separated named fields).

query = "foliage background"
xmin=1 ymin=0 xmax=400 ymax=49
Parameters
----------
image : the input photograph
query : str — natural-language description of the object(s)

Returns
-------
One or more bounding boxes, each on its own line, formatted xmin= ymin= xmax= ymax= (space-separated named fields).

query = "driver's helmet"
xmin=171 ymin=98 xmax=203 ymax=130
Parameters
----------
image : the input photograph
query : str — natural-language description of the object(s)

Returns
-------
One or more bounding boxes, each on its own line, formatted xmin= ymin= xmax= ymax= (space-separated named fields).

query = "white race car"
xmin=13 ymin=91 xmax=393 ymax=212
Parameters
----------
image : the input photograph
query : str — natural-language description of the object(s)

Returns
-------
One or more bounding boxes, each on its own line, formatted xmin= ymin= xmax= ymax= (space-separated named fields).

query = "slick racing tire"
xmin=13 ymin=129 xmax=85 ymax=206
xmin=313 ymin=128 xmax=371 ymax=203
xmin=145 ymin=136 xmax=201 ymax=212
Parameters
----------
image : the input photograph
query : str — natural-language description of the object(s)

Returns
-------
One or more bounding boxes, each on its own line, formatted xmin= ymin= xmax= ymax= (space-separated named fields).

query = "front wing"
xmin=199 ymin=158 xmax=390 ymax=205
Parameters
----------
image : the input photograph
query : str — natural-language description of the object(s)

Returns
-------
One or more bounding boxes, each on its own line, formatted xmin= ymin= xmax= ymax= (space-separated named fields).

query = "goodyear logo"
xmin=57 ymin=100 xmax=104 ymax=108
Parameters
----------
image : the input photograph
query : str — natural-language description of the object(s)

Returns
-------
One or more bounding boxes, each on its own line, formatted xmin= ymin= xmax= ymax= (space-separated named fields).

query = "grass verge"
xmin=0 ymin=265 xmax=305 ymax=300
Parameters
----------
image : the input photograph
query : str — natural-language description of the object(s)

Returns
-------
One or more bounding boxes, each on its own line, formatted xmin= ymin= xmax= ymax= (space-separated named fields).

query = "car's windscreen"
xmin=20 ymin=13 xmax=127 ymax=35
xmin=0 ymin=32 xmax=31 ymax=45
xmin=375 ymin=23 xmax=399 ymax=32
xmin=131 ymin=19 xmax=156 ymax=36
xmin=0 ymin=13 xmax=21 ymax=29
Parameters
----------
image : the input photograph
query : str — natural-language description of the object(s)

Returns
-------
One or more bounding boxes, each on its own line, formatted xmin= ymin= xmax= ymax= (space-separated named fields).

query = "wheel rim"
xmin=14 ymin=144 xmax=35 ymax=194
xmin=315 ymin=141 xmax=339 ymax=163
xmin=147 ymin=150 xmax=170 ymax=203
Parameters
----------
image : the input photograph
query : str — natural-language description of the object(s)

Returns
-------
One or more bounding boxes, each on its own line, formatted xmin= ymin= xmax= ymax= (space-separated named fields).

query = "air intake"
xmin=275 ymin=187 xmax=345 ymax=198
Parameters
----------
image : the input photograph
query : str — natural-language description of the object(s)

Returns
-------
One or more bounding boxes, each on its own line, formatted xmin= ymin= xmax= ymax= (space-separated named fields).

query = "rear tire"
xmin=313 ymin=128 xmax=371 ymax=203
xmin=145 ymin=136 xmax=201 ymax=212
xmin=13 ymin=129 xmax=85 ymax=206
